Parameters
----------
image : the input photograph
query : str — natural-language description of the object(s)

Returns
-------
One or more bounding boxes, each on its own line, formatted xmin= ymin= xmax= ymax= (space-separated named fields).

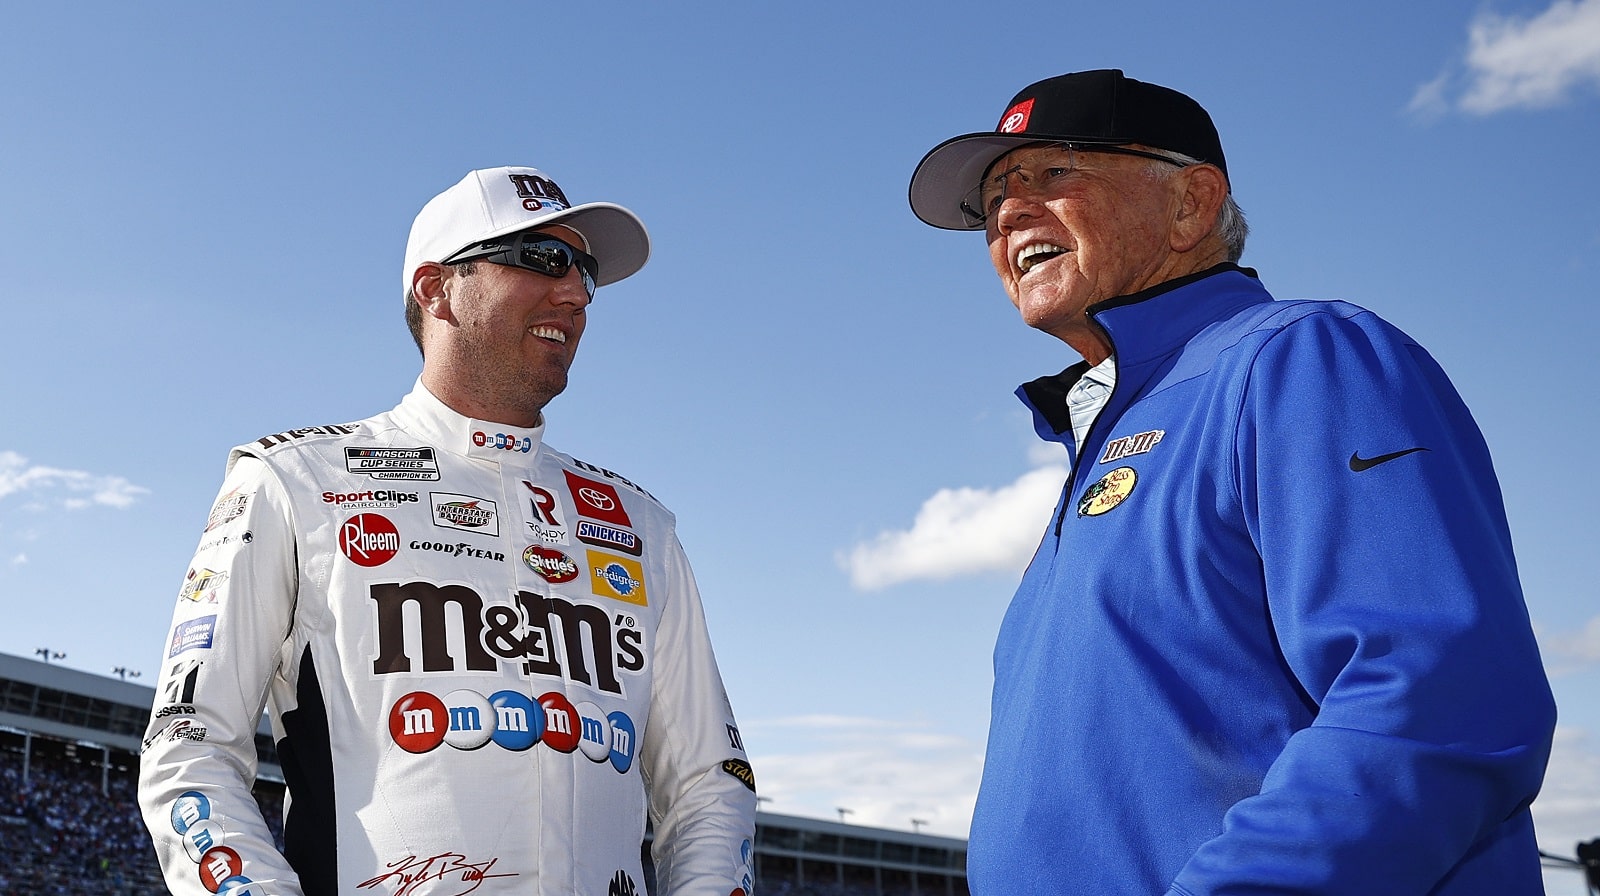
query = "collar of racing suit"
xmin=390 ymin=378 xmax=548 ymax=463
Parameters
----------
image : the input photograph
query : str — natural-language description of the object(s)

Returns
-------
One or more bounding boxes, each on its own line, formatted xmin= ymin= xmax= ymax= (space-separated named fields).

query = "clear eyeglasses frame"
xmin=958 ymin=143 xmax=1190 ymax=227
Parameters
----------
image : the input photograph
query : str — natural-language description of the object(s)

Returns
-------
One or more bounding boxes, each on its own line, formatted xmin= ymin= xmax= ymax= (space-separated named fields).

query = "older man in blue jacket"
xmin=909 ymin=69 xmax=1555 ymax=895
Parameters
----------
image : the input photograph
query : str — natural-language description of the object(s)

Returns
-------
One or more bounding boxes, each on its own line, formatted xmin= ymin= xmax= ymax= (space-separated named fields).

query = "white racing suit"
xmin=138 ymin=382 xmax=757 ymax=896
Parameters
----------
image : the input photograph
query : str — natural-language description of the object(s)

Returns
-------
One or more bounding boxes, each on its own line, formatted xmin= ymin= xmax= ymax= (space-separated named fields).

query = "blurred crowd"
xmin=1 ymin=751 xmax=166 ymax=895
xmin=0 ymin=748 xmax=283 ymax=896
xmin=0 ymin=746 xmax=940 ymax=896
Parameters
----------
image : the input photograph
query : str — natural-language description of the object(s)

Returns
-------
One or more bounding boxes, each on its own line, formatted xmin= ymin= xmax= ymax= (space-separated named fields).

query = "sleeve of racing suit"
xmin=138 ymin=453 xmax=306 ymax=896
xmin=639 ymin=529 xmax=758 ymax=896
xmin=1168 ymin=309 xmax=1555 ymax=894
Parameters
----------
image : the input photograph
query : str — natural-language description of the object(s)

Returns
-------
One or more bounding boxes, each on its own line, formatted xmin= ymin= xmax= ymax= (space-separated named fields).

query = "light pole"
xmin=34 ymin=648 xmax=65 ymax=663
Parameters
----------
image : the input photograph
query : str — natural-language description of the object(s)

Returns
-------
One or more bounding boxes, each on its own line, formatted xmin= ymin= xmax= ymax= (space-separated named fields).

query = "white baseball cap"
xmin=402 ymin=166 xmax=651 ymax=300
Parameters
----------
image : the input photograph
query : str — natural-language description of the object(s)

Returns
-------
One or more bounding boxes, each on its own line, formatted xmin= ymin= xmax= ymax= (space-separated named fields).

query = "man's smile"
xmin=1017 ymin=242 xmax=1070 ymax=274
xmin=528 ymin=324 xmax=569 ymax=345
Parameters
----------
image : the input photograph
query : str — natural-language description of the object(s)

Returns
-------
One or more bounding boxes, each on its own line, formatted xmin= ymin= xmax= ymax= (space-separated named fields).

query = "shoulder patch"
xmin=251 ymin=423 xmax=362 ymax=452
xmin=568 ymin=457 xmax=658 ymax=504
xmin=721 ymin=757 xmax=757 ymax=793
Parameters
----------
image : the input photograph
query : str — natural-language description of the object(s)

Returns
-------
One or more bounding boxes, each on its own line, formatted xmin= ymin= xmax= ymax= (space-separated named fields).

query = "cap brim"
xmin=541 ymin=203 xmax=651 ymax=287
xmin=909 ymin=133 xmax=1038 ymax=230
xmin=909 ymin=131 xmax=1128 ymax=230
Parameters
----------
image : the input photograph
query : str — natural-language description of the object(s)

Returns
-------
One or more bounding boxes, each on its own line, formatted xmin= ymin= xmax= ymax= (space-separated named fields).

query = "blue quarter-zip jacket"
xmin=967 ymin=264 xmax=1554 ymax=895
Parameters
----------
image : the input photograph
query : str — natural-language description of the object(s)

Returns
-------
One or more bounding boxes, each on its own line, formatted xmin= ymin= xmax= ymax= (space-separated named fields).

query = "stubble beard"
xmin=455 ymin=328 xmax=573 ymax=425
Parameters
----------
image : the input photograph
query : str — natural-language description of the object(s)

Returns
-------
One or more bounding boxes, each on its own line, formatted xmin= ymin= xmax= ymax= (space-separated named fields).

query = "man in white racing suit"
xmin=138 ymin=166 xmax=758 ymax=896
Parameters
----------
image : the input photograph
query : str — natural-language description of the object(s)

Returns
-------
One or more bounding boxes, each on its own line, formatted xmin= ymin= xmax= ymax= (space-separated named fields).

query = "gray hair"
xmin=1147 ymin=149 xmax=1248 ymax=263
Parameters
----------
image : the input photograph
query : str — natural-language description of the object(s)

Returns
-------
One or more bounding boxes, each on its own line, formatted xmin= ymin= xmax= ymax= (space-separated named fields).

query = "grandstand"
xmin=0 ymin=651 xmax=967 ymax=895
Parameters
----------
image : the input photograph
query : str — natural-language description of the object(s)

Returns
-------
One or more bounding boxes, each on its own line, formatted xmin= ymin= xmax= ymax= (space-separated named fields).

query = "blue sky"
xmin=2 ymin=0 xmax=1598 ymax=885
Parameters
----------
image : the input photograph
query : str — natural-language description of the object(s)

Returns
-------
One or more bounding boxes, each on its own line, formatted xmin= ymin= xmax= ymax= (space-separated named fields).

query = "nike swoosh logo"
xmin=1349 ymin=447 xmax=1429 ymax=472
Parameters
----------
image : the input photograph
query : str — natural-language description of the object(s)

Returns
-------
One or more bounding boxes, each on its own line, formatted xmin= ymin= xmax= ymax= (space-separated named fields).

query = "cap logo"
xmin=507 ymin=173 xmax=570 ymax=213
xmin=998 ymin=98 xmax=1035 ymax=134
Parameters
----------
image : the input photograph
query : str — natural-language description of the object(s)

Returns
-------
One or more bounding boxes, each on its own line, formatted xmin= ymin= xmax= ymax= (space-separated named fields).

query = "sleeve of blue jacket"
xmin=1169 ymin=307 xmax=1556 ymax=895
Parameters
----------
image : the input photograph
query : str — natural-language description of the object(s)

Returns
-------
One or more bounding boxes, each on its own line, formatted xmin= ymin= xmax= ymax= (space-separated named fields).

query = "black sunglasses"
xmin=442 ymin=231 xmax=600 ymax=299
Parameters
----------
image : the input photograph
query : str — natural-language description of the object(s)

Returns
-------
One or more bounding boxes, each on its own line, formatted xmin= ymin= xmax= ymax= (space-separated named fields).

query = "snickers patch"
xmin=576 ymin=520 xmax=641 ymax=556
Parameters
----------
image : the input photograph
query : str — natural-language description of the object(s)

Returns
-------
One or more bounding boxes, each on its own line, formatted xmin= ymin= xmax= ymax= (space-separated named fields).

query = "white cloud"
xmin=1026 ymin=439 xmax=1068 ymax=468
xmin=743 ymin=719 xmax=1600 ymax=872
xmin=1412 ymin=0 xmax=1600 ymax=115
xmin=1533 ymin=726 xmax=1600 ymax=890
xmin=745 ymin=715 xmax=981 ymax=838
xmin=1538 ymin=614 xmax=1600 ymax=675
xmin=0 ymin=450 xmax=148 ymax=510
xmin=840 ymin=465 xmax=1066 ymax=590
xmin=9 ymin=553 xmax=25 ymax=566
xmin=1406 ymin=71 xmax=1453 ymax=118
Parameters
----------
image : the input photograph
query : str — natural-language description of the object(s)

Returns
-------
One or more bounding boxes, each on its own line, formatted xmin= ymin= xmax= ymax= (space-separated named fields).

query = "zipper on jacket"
xmin=1053 ymin=358 xmax=1118 ymax=538
xmin=1054 ymin=416 xmax=1097 ymax=537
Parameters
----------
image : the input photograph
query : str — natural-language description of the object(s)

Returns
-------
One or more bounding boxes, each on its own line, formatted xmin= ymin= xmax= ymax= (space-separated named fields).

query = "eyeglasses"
xmin=958 ymin=143 xmax=1191 ymax=227
xmin=442 ymin=231 xmax=600 ymax=299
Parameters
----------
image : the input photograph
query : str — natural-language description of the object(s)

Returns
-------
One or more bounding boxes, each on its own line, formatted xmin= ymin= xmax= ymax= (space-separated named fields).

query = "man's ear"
xmin=1171 ymin=164 xmax=1228 ymax=253
xmin=411 ymin=262 xmax=453 ymax=323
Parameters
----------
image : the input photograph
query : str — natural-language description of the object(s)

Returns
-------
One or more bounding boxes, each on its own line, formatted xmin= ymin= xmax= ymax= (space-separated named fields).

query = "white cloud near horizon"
xmin=744 ymin=715 xmax=982 ymax=838
xmin=742 ymin=716 xmax=1600 ymax=864
xmin=1411 ymin=0 xmax=1600 ymax=115
xmin=1538 ymin=615 xmax=1600 ymax=677
xmin=0 ymin=450 xmax=148 ymax=510
xmin=1027 ymin=439 xmax=1068 ymax=468
xmin=1534 ymin=725 xmax=1600 ymax=891
xmin=840 ymin=465 xmax=1066 ymax=590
